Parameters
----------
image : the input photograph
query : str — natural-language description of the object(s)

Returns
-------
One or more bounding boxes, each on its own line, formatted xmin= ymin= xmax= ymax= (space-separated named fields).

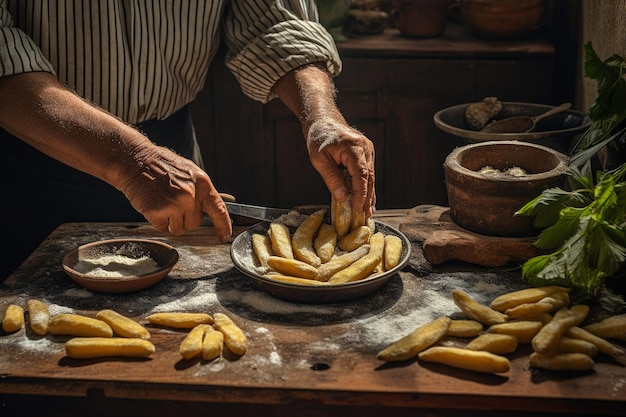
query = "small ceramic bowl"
xmin=62 ymin=239 xmax=179 ymax=293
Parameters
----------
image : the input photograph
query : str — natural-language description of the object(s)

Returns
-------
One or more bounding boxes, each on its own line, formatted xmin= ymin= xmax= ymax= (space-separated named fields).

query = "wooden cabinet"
xmin=192 ymin=23 xmax=555 ymax=209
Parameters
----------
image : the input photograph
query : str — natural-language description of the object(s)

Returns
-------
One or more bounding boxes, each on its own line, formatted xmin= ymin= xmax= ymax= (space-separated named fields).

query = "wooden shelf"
xmin=336 ymin=23 xmax=555 ymax=59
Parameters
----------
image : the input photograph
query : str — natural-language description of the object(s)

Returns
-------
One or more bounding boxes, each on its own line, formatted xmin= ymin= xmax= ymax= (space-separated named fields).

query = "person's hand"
xmin=270 ymin=63 xmax=376 ymax=217
xmin=306 ymin=118 xmax=376 ymax=217
xmin=118 ymin=145 xmax=233 ymax=242
xmin=0 ymin=72 xmax=232 ymax=241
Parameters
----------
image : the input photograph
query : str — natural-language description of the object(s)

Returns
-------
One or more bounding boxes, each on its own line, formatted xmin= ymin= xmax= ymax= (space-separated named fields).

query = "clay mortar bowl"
xmin=444 ymin=140 xmax=568 ymax=237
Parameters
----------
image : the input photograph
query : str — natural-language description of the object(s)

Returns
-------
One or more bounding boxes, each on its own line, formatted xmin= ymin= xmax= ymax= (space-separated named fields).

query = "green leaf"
xmin=572 ymin=43 xmax=626 ymax=156
xmin=519 ymin=164 xmax=626 ymax=299
xmin=533 ymin=207 xmax=585 ymax=249
xmin=592 ymin=221 xmax=626 ymax=274
xmin=515 ymin=188 xmax=588 ymax=228
xmin=521 ymin=253 xmax=569 ymax=287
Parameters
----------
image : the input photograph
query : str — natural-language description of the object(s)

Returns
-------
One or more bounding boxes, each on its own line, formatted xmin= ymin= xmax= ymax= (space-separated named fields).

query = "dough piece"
xmin=465 ymin=97 xmax=502 ymax=130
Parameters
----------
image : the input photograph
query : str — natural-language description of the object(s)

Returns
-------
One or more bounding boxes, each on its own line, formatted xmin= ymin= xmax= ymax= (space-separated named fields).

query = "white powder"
xmin=274 ymin=211 xmax=307 ymax=228
xmin=73 ymin=254 xmax=159 ymax=277
xmin=479 ymin=165 xmax=528 ymax=177
xmin=47 ymin=303 xmax=75 ymax=316
xmin=255 ymin=327 xmax=270 ymax=334
xmin=14 ymin=337 xmax=64 ymax=355
xmin=267 ymin=351 xmax=282 ymax=366
xmin=148 ymin=291 xmax=218 ymax=313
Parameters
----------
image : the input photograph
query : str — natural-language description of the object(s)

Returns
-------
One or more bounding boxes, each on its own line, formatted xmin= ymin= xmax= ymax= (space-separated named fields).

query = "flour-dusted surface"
xmin=1 ymin=219 xmax=624 ymax=414
xmin=0 ymin=219 xmax=524 ymax=357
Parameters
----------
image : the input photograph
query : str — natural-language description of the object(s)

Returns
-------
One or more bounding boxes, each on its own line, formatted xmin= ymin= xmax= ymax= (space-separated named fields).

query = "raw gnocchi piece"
xmin=251 ymin=233 xmax=274 ymax=268
xmin=96 ymin=309 xmax=150 ymax=340
xmin=213 ymin=313 xmax=247 ymax=356
xmin=452 ymin=289 xmax=508 ymax=326
xmin=146 ymin=312 xmax=213 ymax=329
xmin=48 ymin=313 xmax=113 ymax=338
xmin=202 ymin=325 xmax=225 ymax=361
xmin=268 ymin=222 xmax=294 ymax=259
xmin=180 ymin=324 xmax=211 ymax=360
xmin=529 ymin=352 xmax=594 ymax=372
xmin=418 ymin=346 xmax=510 ymax=374
xmin=465 ymin=333 xmax=518 ymax=355
xmin=292 ymin=208 xmax=326 ymax=267
xmin=2 ymin=304 xmax=24 ymax=333
xmin=383 ymin=234 xmax=403 ymax=271
xmin=377 ymin=316 xmax=451 ymax=362
xmin=531 ymin=305 xmax=589 ymax=354
xmin=27 ymin=299 xmax=50 ymax=336
xmin=313 ymin=223 xmax=337 ymax=264
xmin=65 ymin=337 xmax=155 ymax=359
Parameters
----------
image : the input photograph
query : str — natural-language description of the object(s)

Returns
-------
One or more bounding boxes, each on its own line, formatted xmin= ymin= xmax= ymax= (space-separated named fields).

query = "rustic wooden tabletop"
xmin=0 ymin=208 xmax=624 ymax=417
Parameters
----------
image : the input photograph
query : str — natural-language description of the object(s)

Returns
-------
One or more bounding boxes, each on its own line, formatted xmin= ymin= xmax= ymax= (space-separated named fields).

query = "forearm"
xmin=0 ymin=72 xmax=152 ymax=190
xmin=271 ymin=63 xmax=376 ymax=216
xmin=272 ymin=64 xmax=347 ymax=135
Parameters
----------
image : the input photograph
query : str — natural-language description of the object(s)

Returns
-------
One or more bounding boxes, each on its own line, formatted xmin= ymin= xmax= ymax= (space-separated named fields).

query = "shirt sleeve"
xmin=0 ymin=1 xmax=55 ymax=77
xmin=222 ymin=0 xmax=342 ymax=103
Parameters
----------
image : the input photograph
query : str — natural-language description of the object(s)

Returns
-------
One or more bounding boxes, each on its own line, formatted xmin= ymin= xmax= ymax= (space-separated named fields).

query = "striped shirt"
xmin=0 ymin=0 xmax=341 ymax=124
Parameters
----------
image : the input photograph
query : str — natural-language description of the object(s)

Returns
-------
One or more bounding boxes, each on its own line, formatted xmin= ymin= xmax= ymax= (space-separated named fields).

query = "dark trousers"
xmin=0 ymin=105 xmax=202 ymax=281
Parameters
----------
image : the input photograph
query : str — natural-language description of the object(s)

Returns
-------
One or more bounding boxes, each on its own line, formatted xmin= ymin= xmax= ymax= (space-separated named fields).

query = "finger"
xmin=344 ymin=150 xmax=373 ymax=214
xmin=368 ymin=183 xmax=377 ymax=217
xmin=191 ymin=173 xmax=233 ymax=241
xmin=144 ymin=211 xmax=169 ymax=232
xmin=167 ymin=215 xmax=185 ymax=235
xmin=201 ymin=192 xmax=232 ymax=242
xmin=350 ymin=151 xmax=375 ymax=217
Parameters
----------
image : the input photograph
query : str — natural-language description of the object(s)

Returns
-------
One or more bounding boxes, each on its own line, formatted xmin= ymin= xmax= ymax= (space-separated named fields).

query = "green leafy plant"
xmin=516 ymin=163 xmax=626 ymax=305
xmin=570 ymin=42 xmax=626 ymax=168
xmin=515 ymin=43 xmax=626 ymax=311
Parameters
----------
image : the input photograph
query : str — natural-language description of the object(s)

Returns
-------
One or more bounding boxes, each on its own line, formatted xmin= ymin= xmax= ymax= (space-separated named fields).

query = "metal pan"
xmin=230 ymin=220 xmax=411 ymax=304
xmin=434 ymin=102 xmax=590 ymax=142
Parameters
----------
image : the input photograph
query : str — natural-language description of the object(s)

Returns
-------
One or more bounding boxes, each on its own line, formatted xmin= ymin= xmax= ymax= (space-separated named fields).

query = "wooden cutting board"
xmin=399 ymin=205 xmax=542 ymax=267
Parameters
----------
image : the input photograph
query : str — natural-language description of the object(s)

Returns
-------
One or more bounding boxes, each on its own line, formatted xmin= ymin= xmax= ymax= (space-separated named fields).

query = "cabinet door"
xmin=336 ymin=58 xmax=473 ymax=208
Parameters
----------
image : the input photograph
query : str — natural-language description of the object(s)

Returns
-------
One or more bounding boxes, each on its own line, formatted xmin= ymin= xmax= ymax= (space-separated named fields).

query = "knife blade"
xmin=224 ymin=201 xmax=296 ymax=222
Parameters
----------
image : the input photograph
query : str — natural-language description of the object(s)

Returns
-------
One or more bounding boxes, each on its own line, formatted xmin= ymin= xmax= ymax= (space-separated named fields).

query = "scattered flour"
xmin=255 ymin=327 xmax=270 ymax=334
xmin=14 ymin=336 xmax=63 ymax=355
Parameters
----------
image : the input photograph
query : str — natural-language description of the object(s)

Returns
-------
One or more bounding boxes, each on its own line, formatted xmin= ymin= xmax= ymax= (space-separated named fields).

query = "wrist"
xmin=273 ymin=63 xmax=347 ymax=135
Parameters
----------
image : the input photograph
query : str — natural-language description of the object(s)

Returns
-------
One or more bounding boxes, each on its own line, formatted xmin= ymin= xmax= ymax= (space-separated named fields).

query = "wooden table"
xmin=1 ymin=209 xmax=624 ymax=417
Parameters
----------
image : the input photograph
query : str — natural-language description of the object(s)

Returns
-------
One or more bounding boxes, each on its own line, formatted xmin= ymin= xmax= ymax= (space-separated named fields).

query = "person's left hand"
xmin=306 ymin=118 xmax=376 ymax=218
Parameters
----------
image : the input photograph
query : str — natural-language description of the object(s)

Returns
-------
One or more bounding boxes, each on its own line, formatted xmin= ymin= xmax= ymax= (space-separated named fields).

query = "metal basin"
xmin=434 ymin=102 xmax=590 ymax=154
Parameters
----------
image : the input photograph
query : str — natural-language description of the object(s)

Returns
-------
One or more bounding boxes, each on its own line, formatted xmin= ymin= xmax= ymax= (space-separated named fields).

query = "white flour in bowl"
xmin=73 ymin=254 xmax=158 ymax=277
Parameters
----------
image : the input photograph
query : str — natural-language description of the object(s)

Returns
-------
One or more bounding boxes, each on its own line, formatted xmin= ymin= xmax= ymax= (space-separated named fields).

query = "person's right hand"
xmin=117 ymin=144 xmax=233 ymax=242
xmin=0 ymin=72 xmax=231 ymax=242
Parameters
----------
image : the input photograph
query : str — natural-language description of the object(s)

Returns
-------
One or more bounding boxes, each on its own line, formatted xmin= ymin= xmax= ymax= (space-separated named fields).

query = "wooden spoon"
xmin=481 ymin=102 xmax=572 ymax=134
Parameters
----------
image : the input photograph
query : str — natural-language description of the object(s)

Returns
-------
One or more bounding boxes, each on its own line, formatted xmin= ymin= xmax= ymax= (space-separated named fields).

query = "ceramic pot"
xmin=460 ymin=0 xmax=546 ymax=39
xmin=391 ymin=0 xmax=449 ymax=38
xmin=444 ymin=141 xmax=568 ymax=237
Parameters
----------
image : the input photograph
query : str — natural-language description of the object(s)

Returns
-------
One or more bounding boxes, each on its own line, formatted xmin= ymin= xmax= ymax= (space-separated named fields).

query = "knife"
xmin=224 ymin=201 xmax=296 ymax=222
